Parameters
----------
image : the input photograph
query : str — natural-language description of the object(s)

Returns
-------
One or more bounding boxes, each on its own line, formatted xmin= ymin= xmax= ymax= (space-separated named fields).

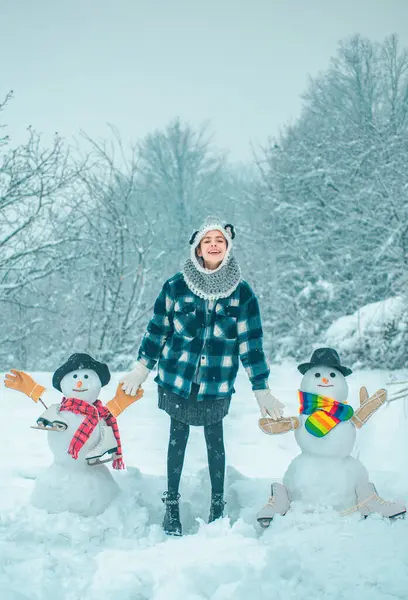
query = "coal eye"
xmin=84 ymin=374 xmax=89 ymax=379
xmin=73 ymin=374 xmax=77 ymax=379
xmin=330 ymin=372 xmax=336 ymax=378
xmin=314 ymin=372 xmax=320 ymax=378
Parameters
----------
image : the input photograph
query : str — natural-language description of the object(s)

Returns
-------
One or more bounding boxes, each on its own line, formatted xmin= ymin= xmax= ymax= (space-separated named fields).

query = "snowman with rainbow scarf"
xmin=256 ymin=348 xmax=406 ymax=527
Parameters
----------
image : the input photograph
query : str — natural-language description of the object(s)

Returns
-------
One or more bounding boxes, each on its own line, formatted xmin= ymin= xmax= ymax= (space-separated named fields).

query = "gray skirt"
xmin=158 ymin=383 xmax=231 ymax=426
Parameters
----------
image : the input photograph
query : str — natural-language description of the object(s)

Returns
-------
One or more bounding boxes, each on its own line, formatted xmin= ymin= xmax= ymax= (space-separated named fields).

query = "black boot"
xmin=208 ymin=493 xmax=226 ymax=523
xmin=162 ymin=491 xmax=182 ymax=536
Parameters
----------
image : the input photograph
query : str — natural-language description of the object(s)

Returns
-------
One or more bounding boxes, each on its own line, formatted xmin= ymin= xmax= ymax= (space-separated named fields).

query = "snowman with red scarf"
xmin=256 ymin=348 xmax=406 ymax=527
xmin=5 ymin=354 xmax=141 ymax=516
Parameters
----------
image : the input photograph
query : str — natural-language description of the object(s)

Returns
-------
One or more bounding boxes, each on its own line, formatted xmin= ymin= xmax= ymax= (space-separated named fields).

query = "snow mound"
xmin=1 ymin=366 xmax=408 ymax=599
xmin=325 ymin=296 xmax=408 ymax=368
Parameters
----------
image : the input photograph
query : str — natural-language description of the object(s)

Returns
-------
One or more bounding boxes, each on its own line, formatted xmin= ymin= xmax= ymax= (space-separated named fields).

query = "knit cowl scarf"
xmin=298 ymin=390 xmax=354 ymax=437
xmin=182 ymin=254 xmax=241 ymax=300
xmin=59 ymin=397 xmax=125 ymax=469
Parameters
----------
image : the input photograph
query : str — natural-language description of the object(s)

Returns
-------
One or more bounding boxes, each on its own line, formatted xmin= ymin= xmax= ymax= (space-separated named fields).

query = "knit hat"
xmin=183 ymin=216 xmax=241 ymax=300
xmin=189 ymin=216 xmax=236 ymax=274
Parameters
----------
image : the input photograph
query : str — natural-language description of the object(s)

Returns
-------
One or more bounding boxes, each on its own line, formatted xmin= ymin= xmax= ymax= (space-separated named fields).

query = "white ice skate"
xmin=257 ymin=483 xmax=291 ymax=528
xmin=86 ymin=425 xmax=118 ymax=466
xmin=31 ymin=404 xmax=68 ymax=432
xmin=342 ymin=482 xmax=406 ymax=519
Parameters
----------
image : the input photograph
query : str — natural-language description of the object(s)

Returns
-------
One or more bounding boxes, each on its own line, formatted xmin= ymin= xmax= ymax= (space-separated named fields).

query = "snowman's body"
xmin=46 ymin=410 xmax=102 ymax=467
xmin=32 ymin=368 xmax=119 ymax=516
xmin=282 ymin=365 xmax=368 ymax=510
xmin=283 ymin=451 xmax=368 ymax=510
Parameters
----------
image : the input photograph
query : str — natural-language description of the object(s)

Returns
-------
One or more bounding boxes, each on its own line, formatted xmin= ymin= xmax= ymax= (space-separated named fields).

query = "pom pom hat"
xmin=183 ymin=216 xmax=241 ymax=299
xmin=189 ymin=216 xmax=236 ymax=274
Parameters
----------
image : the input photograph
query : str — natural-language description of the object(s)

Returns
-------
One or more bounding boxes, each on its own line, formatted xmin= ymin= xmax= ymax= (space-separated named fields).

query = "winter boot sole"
xmin=163 ymin=528 xmax=182 ymax=537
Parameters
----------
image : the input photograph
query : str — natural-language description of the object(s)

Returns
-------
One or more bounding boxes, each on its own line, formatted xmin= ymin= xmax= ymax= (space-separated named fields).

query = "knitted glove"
xmin=254 ymin=389 xmax=285 ymax=420
xmin=4 ymin=369 xmax=46 ymax=402
xmin=120 ymin=361 xmax=150 ymax=396
xmin=106 ymin=383 xmax=144 ymax=417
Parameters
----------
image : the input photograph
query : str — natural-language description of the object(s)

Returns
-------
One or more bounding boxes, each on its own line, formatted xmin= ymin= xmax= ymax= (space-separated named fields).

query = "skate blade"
xmin=86 ymin=449 xmax=117 ymax=467
xmin=390 ymin=511 xmax=406 ymax=520
xmin=30 ymin=422 xmax=67 ymax=432
xmin=360 ymin=510 xmax=406 ymax=520
xmin=257 ymin=518 xmax=272 ymax=529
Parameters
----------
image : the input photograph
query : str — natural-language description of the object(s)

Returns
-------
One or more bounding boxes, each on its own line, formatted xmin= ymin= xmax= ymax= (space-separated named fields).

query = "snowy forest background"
xmin=1 ymin=33 xmax=408 ymax=372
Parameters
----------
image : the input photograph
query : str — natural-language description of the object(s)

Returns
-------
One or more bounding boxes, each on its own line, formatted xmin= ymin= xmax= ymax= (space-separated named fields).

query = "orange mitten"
xmin=4 ymin=369 xmax=45 ymax=402
xmin=106 ymin=383 xmax=144 ymax=417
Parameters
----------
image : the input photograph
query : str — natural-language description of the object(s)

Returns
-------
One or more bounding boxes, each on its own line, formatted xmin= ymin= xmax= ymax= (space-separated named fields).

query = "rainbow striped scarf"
xmin=298 ymin=391 xmax=354 ymax=437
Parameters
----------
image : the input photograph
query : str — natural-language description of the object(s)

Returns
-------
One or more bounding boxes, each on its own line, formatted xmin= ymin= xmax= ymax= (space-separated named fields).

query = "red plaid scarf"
xmin=59 ymin=397 xmax=125 ymax=470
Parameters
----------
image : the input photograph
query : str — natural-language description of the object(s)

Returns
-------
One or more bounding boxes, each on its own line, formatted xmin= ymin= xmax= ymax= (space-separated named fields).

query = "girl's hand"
xmin=106 ymin=383 xmax=144 ymax=417
xmin=120 ymin=361 xmax=150 ymax=396
xmin=254 ymin=389 xmax=285 ymax=420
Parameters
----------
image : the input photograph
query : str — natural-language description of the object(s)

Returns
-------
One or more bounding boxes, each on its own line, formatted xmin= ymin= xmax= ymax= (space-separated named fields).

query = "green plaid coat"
xmin=138 ymin=273 xmax=270 ymax=400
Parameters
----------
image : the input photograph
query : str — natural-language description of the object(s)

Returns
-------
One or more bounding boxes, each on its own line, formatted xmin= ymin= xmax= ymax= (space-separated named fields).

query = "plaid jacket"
xmin=138 ymin=273 xmax=270 ymax=400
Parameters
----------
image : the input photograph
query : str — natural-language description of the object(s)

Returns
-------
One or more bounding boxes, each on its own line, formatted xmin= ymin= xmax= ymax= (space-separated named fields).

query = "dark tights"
xmin=167 ymin=417 xmax=225 ymax=495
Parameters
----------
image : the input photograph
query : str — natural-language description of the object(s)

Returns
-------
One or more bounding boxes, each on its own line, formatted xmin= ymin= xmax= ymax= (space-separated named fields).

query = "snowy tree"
xmin=138 ymin=118 xmax=227 ymax=254
xmin=256 ymin=34 xmax=408 ymax=365
xmin=69 ymin=132 xmax=169 ymax=368
xmin=0 ymin=92 xmax=84 ymax=367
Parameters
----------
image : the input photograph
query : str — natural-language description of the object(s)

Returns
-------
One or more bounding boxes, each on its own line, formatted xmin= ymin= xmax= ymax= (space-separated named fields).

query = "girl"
xmin=120 ymin=216 xmax=284 ymax=535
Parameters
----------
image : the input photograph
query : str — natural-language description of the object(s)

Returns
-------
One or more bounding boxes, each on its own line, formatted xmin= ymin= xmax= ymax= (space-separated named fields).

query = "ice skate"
xmin=351 ymin=388 xmax=387 ymax=428
xmin=342 ymin=482 xmax=406 ymax=519
xmin=31 ymin=404 xmax=68 ymax=432
xmin=85 ymin=425 xmax=118 ymax=466
xmin=256 ymin=483 xmax=291 ymax=528
xmin=259 ymin=416 xmax=299 ymax=435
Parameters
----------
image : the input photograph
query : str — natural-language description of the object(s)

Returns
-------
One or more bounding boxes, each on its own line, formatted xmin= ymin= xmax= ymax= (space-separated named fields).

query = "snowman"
xmin=256 ymin=348 xmax=406 ymax=527
xmin=4 ymin=353 xmax=143 ymax=516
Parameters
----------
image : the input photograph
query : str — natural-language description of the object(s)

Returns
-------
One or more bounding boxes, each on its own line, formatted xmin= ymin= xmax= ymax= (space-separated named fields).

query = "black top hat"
xmin=52 ymin=353 xmax=111 ymax=392
xmin=297 ymin=347 xmax=352 ymax=377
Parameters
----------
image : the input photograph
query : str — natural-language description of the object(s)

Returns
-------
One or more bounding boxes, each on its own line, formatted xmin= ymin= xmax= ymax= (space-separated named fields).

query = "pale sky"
xmin=1 ymin=0 xmax=408 ymax=161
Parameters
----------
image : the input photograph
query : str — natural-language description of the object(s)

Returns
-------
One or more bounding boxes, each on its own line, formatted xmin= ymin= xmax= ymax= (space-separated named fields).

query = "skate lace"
xmin=375 ymin=494 xmax=395 ymax=506
xmin=360 ymin=492 xmax=395 ymax=507
xmin=341 ymin=492 xmax=395 ymax=516
xmin=266 ymin=495 xmax=276 ymax=507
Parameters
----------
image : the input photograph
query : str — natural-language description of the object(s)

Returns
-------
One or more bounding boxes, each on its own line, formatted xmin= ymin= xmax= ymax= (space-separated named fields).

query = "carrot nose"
xmin=322 ymin=377 xmax=329 ymax=384
xmin=76 ymin=380 xmax=83 ymax=388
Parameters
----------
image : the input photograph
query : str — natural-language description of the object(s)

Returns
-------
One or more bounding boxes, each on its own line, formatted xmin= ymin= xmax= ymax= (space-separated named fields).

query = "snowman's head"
xmin=300 ymin=365 xmax=348 ymax=402
xmin=297 ymin=365 xmax=355 ymax=457
xmin=60 ymin=369 xmax=102 ymax=404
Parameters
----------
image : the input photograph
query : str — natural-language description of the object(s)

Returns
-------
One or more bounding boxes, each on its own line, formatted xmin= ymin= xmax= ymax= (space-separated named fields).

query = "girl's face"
xmin=197 ymin=230 xmax=227 ymax=270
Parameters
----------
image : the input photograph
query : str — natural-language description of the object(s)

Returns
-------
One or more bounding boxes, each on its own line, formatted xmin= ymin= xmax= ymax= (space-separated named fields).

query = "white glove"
xmin=254 ymin=389 xmax=285 ymax=420
xmin=120 ymin=361 xmax=150 ymax=396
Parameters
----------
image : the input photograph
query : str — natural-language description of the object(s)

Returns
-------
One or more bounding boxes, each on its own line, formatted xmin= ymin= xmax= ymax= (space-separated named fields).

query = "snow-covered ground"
xmin=1 ymin=362 xmax=408 ymax=600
